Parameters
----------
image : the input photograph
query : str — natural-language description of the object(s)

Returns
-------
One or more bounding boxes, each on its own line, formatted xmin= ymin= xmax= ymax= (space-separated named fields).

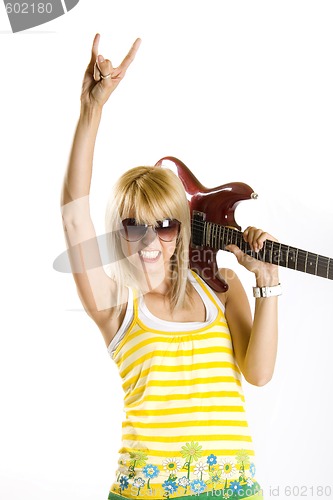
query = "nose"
xmin=141 ymin=226 xmax=158 ymax=246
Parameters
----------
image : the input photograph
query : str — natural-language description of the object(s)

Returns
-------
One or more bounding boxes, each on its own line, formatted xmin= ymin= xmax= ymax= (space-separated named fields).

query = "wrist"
xmin=255 ymin=272 xmax=279 ymax=288
xmin=80 ymin=102 xmax=103 ymax=122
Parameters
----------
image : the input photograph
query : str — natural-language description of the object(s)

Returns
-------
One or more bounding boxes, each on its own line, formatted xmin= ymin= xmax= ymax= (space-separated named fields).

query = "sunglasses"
xmin=120 ymin=218 xmax=181 ymax=242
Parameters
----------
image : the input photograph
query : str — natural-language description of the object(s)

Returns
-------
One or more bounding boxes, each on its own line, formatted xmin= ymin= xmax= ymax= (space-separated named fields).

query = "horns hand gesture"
xmin=81 ymin=33 xmax=141 ymax=108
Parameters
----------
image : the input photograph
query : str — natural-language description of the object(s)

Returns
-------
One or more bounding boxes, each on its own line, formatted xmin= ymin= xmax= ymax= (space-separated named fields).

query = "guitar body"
xmin=156 ymin=156 xmax=333 ymax=290
xmin=155 ymin=156 xmax=258 ymax=292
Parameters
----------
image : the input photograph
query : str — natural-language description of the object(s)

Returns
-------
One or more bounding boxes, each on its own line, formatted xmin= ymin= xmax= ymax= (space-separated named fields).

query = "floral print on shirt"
xmin=112 ymin=443 xmax=261 ymax=500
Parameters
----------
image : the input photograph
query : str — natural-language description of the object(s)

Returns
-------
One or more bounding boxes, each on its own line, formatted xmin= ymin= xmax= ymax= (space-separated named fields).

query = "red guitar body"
xmin=155 ymin=156 xmax=257 ymax=292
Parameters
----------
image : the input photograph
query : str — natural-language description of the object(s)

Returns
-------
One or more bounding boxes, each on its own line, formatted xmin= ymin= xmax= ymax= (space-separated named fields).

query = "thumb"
xmin=225 ymin=244 xmax=244 ymax=263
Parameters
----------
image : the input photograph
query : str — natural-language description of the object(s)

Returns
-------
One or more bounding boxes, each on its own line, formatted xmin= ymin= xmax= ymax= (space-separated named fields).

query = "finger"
xmin=256 ymin=231 xmax=270 ymax=250
xmin=244 ymin=227 xmax=263 ymax=252
xmin=119 ymin=38 xmax=142 ymax=73
xmin=88 ymin=33 xmax=100 ymax=73
xmin=243 ymin=226 xmax=257 ymax=242
xmin=251 ymin=228 xmax=264 ymax=251
xmin=93 ymin=55 xmax=112 ymax=82
xmin=93 ymin=61 xmax=101 ymax=81
xmin=95 ymin=55 xmax=113 ymax=82
xmin=92 ymin=33 xmax=100 ymax=60
xmin=243 ymin=226 xmax=250 ymax=241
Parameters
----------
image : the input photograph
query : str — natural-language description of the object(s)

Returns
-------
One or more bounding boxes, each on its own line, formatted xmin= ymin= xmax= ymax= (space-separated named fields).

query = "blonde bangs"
xmin=116 ymin=167 xmax=188 ymax=226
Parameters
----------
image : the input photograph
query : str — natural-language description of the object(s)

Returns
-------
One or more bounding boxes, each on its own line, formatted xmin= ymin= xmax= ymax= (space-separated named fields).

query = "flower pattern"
xmin=112 ymin=444 xmax=261 ymax=499
xmin=162 ymin=458 xmax=182 ymax=475
xmin=193 ymin=461 xmax=208 ymax=479
xmin=219 ymin=458 xmax=237 ymax=479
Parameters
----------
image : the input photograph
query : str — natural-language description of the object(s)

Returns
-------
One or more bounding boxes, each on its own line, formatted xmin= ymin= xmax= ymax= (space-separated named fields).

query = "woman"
xmin=61 ymin=33 xmax=280 ymax=500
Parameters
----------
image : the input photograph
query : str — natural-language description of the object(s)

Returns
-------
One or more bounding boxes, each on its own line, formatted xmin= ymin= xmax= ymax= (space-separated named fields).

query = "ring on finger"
xmin=93 ymin=61 xmax=111 ymax=81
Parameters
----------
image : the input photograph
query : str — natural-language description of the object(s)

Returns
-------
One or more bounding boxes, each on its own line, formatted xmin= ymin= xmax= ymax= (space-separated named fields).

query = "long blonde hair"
xmin=105 ymin=166 xmax=192 ymax=314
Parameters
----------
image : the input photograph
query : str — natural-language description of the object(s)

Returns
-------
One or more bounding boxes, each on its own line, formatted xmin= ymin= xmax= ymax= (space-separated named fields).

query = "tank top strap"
xmin=189 ymin=269 xmax=225 ymax=320
xmin=131 ymin=287 xmax=139 ymax=322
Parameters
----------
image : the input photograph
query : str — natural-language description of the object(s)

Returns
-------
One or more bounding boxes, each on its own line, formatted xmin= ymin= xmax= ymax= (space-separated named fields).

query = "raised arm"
xmin=60 ymin=34 xmax=141 ymax=347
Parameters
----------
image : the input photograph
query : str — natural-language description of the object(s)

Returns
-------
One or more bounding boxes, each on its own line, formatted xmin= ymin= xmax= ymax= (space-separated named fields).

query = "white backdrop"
xmin=1 ymin=1 xmax=333 ymax=500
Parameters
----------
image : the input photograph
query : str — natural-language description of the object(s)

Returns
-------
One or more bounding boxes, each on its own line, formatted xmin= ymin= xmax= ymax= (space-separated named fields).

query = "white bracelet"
xmin=253 ymin=283 xmax=282 ymax=298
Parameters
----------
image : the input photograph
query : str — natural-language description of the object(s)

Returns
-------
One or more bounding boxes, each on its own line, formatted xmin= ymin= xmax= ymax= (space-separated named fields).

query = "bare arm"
xmin=61 ymin=34 xmax=141 ymax=346
xmin=222 ymin=227 xmax=279 ymax=386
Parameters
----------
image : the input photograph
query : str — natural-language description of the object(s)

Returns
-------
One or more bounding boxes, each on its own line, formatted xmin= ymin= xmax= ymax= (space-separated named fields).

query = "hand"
xmin=80 ymin=33 xmax=141 ymax=109
xmin=225 ymin=226 xmax=280 ymax=285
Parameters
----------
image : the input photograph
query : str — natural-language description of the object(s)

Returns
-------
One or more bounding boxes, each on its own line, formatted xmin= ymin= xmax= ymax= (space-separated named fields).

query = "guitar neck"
xmin=192 ymin=216 xmax=333 ymax=280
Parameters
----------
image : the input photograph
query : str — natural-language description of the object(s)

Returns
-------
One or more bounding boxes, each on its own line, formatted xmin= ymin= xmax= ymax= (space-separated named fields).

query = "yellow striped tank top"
xmin=108 ymin=271 xmax=261 ymax=500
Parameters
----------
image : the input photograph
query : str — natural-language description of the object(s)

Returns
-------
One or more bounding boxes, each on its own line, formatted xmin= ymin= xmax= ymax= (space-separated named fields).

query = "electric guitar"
xmin=155 ymin=156 xmax=333 ymax=292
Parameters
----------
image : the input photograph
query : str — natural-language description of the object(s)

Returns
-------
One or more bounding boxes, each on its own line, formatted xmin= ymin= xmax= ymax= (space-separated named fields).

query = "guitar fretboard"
xmin=191 ymin=216 xmax=333 ymax=280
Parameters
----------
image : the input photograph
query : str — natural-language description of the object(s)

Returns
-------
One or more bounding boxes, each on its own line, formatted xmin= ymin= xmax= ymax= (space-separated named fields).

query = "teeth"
xmin=139 ymin=250 xmax=160 ymax=259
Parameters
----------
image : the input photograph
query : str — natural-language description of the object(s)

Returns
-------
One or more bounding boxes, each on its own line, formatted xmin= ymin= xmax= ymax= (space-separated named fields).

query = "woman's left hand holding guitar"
xmin=225 ymin=226 xmax=280 ymax=286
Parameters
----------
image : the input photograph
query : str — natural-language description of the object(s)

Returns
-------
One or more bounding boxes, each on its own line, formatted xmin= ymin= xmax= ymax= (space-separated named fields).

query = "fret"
xmin=211 ymin=223 xmax=216 ymax=248
xmin=271 ymin=243 xmax=278 ymax=265
xmin=296 ymin=249 xmax=307 ymax=273
xmin=295 ymin=248 xmax=299 ymax=271
xmin=328 ymin=258 xmax=333 ymax=280
xmin=231 ymin=228 xmax=236 ymax=245
xmin=225 ymin=227 xmax=231 ymax=246
xmin=213 ymin=223 xmax=218 ymax=248
xmin=265 ymin=240 xmax=274 ymax=264
xmin=228 ymin=227 xmax=233 ymax=245
xmin=191 ymin=214 xmax=333 ymax=281
xmin=261 ymin=240 xmax=266 ymax=263
xmin=220 ymin=225 xmax=226 ymax=249
xmin=280 ymin=243 xmax=288 ymax=267
xmin=209 ymin=223 xmax=213 ymax=247
xmin=287 ymin=247 xmax=297 ymax=270
xmin=272 ymin=242 xmax=288 ymax=266
xmin=236 ymin=231 xmax=243 ymax=248
xmin=218 ymin=224 xmax=222 ymax=250
xmin=273 ymin=242 xmax=281 ymax=265
xmin=231 ymin=227 xmax=236 ymax=245
xmin=239 ymin=235 xmax=246 ymax=253
xmin=306 ymin=252 xmax=319 ymax=275
xmin=316 ymin=256 xmax=329 ymax=278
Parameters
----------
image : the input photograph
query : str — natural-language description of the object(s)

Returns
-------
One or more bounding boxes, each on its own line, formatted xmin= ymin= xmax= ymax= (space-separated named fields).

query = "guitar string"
xmin=191 ymin=219 xmax=329 ymax=265
xmin=191 ymin=226 xmax=332 ymax=278
xmin=190 ymin=219 xmax=332 ymax=277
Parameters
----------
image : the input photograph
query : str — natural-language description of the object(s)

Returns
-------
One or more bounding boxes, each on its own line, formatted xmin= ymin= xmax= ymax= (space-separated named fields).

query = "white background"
xmin=1 ymin=1 xmax=333 ymax=500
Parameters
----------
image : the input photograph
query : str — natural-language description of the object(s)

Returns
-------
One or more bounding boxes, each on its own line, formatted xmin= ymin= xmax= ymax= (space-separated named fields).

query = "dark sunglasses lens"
xmin=120 ymin=219 xmax=147 ymax=241
xmin=120 ymin=218 xmax=181 ymax=242
xmin=155 ymin=220 xmax=180 ymax=241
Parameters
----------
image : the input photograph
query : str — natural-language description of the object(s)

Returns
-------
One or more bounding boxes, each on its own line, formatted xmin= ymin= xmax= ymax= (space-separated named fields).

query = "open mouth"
xmin=139 ymin=250 xmax=161 ymax=262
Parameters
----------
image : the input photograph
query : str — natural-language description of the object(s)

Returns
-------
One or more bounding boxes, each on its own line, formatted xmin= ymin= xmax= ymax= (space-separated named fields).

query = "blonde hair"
xmin=105 ymin=166 xmax=192 ymax=314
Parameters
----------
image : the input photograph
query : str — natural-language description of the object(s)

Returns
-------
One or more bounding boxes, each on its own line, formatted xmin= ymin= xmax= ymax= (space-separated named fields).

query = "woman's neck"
xmin=137 ymin=266 xmax=172 ymax=296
